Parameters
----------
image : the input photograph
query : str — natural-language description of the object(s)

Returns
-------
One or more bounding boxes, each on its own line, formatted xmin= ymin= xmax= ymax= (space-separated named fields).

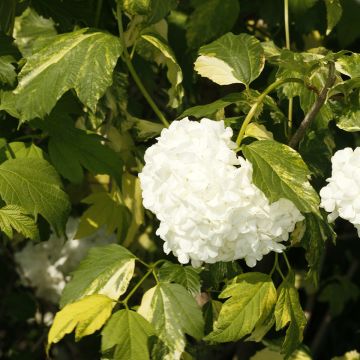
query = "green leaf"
xmin=186 ymin=0 xmax=240 ymax=49
xmin=180 ymin=93 xmax=243 ymax=119
xmin=48 ymin=294 xmax=115 ymax=349
xmin=138 ymin=283 xmax=204 ymax=358
xmin=60 ymin=244 xmax=136 ymax=307
xmin=121 ymin=0 xmax=151 ymax=15
xmin=250 ymin=347 xmax=312 ymax=360
xmin=194 ymin=33 xmax=265 ymax=86
xmin=0 ymin=141 xmax=45 ymax=162
xmin=325 ymin=0 xmax=343 ymax=35
xmin=101 ymin=309 xmax=155 ymax=360
xmin=0 ymin=56 xmax=16 ymax=87
xmin=121 ymin=0 xmax=177 ymax=24
xmin=75 ymin=192 xmax=130 ymax=239
xmin=332 ymin=89 xmax=360 ymax=132
xmin=297 ymin=213 xmax=335 ymax=284
xmin=242 ymin=140 xmax=320 ymax=214
xmin=298 ymin=67 xmax=336 ymax=129
xmin=203 ymin=300 xmax=222 ymax=334
xmin=141 ymin=33 xmax=184 ymax=108
xmin=205 ymin=273 xmax=277 ymax=342
xmin=299 ymin=129 xmax=335 ymax=177
xmin=319 ymin=277 xmax=360 ymax=316
xmin=336 ymin=53 xmax=360 ymax=79
xmin=12 ymin=28 xmax=122 ymax=121
xmin=201 ymin=261 xmax=242 ymax=290
xmin=337 ymin=109 xmax=360 ymax=132
xmin=244 ymin=123 xmax=274 ymax=141
xmin=132 ymin=118 xmax=164 ymax=141
xmin=0 ymin=0 xmax=16 ymax=36
xmin=246 ymin=310 xmax=275 ymax=342
xmin=122 ymin=172 xmax=145 ymax=246
xmin=0 ymin=205 xmax=39 ymax=240
xmin=14 ymin=7 xmax=57 ymax=57
xmin=42 ymin=113 xmax=123 ymax=184
xmin=275 ymin=279 xmax=307 ymax=357
xmin=158 ymin=262 xmax=201 ymax=296
xmin=0 ymin=157 xmax=70 ymax=234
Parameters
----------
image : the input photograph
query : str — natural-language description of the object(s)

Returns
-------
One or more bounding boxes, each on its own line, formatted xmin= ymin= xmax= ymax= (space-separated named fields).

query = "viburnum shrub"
xmin=0 ymin=0 xmax=360 ymax=359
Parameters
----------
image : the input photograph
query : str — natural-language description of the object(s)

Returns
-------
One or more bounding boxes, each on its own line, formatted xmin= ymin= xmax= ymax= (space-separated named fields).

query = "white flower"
xmin=139 ymin=118 xmax=304 ymax=267
xmin=320 ymin=147 xmax=360 ymax=234
xmin=15 ymin=217 xmax=116 ymax=303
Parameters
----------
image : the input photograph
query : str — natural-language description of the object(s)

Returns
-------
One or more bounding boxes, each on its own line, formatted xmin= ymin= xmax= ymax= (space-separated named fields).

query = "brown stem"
xmin=288 ymin=62 xmax=336 ymax=148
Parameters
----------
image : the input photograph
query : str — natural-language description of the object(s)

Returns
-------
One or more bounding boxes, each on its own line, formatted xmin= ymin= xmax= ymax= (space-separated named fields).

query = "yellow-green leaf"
xmin=0 ymin=205 xmax=39 ymax=240
xmin=274 ymin=279 xmax=307 ymax=357
xmin=48 ymin=294 xmax=114 ymax=350
xmin=206 ymin=273 xmax=277 ymax=343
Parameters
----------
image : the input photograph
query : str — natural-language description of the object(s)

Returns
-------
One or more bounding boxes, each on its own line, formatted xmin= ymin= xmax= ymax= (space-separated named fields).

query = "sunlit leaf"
xmin=12 ymin=29 xmax=122 ymax=121
xmin=0 ymin=205 xmax=39 ymax=240
xmin=60 ymin=244 xmax=136 ymax=307
xmin=275 ymin=278 xmax=307 ymax=357
xmin=75 ymin=191 xmax=130 ymax=239
xmin=48 ymin=294 xmax=114 ymax=349
xmin=141 ymin=33 xmax=183 ymax=108
xmin=206 ymin=273 xmax=277 ymax=342
xmin=0 ymin=157 xmax=70 ymax=234
xmin=194 ymin=33 xmax=265 ymax=86
xmin=158 ymin=262 xmax=201 ymax=296
xmin=138 ymin=283 xmax=204 ymax=359
xmin=242 ymin=140 xmax=320 ymax=214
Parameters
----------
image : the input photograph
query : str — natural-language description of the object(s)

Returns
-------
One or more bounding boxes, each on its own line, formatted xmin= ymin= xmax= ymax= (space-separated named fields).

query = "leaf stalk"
xmin=115 ymin=4 xmax=170 ymax=128
xmin=235 ymin=77 xmax=304 ymax=147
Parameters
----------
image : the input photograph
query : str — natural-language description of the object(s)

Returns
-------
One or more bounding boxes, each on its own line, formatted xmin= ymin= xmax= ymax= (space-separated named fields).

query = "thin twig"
xmin=288 ymin=62 xmax=336 ymax=148
xmin=235 ymin=77 xmax=304 ymax=147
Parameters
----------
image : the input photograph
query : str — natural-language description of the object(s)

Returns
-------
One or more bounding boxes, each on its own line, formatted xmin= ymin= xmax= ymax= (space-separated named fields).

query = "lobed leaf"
xmin=194 ymin=33 xmax=265 ymax=86
xmin=138 ymin=283 xmax=204 ymax=359
xmin=158 ymin=262 xmax=201 ymax=296
xmin=0 ymin=56 xmax=16 ymax=86
xmin=141 ymin=33 xmax=183 ymax=108
xmin=60 ymin=244 xmax=136 ymax=307
xmin=0 ymin=157 xmax=70 ymax=234
xmin=14 ymin=7 xmax=57 ymax=57
xmin=0 ymin=205 xmax=39 ymax=240
xmin=242 ymin=140 xmax=320 ymax=214
xmin=12 ymin=28 xmax=122 ymax=121
xmin=75 ymin=192 xmax=130 ymax=239
xmin=48 ymin=294 xmax=114 ymax=349
xmin=206 ymin=273 xmax=277 ymax=342
xmin=43 ymin=113 xmax=123 ymax=184
xmin=325 ymin=0 xmax=343 ymax=35
xmin=101 ymin=309 xmax=155 ymax=360
xmin=275 ymin=278 xmax=307 ymax=358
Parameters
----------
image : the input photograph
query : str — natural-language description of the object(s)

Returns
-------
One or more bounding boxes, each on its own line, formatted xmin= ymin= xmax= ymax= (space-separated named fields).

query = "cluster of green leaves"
xmin=1 ymin=0 xmax=360 ymax=359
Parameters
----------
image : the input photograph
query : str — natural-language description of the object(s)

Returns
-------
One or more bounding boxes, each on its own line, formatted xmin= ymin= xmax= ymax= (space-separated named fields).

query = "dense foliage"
xmin=0 ymin=0 xmax=360 ymax=359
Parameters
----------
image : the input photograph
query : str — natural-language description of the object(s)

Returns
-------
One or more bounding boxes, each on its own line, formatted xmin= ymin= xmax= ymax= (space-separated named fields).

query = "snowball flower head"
xmin=139 ymin=118 xmax=303 ymax=267
xmin=320 ymin=147 xmax=360 ymax=234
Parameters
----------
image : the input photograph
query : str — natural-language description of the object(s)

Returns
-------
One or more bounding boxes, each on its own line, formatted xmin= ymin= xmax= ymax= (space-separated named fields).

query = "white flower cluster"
xmin=139 ymin=118 xmax=304 ymax=267
xmin=320 ymin=147 xmax=360 ymax=234
xmin=15 ymin=217 xmax=116 ymax=303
